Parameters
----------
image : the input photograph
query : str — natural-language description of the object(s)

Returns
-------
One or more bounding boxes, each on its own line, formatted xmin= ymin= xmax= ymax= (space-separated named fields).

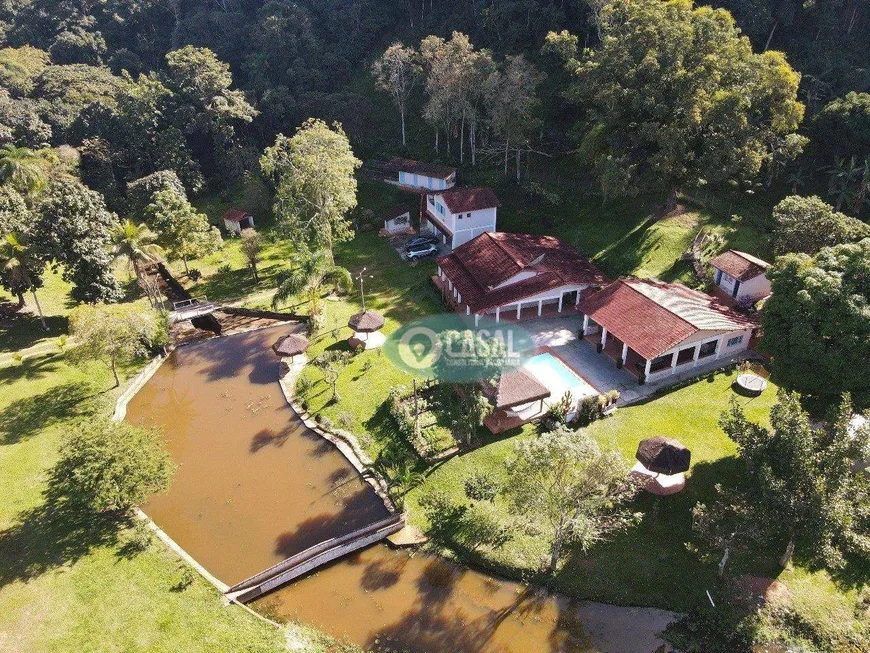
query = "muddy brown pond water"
xmin=127 ymin=326 xmax=674 ymax=652
xmin=125 ymin=325 xmax=389 ymax=586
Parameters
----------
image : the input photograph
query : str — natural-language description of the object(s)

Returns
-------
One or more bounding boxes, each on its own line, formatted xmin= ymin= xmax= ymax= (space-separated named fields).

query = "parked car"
xmin=405 ymin=242 xmax=439 ymax=260
xmin=406 ymin=234 xmax=440 ymax=248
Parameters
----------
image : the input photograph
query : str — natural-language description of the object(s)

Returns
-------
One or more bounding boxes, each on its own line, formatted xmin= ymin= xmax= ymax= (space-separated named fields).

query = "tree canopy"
xmin=52 ymin=417 xmax=176 ymax=514
xmin=32 ymin=178 xmax=121 ymax=303
xmin=761 ymin=238 xmax=870 ymax=403
xmin=772 ymin=195 xmax=870 ymax=255
xmin=261 ymin=119 xmax=360 ymax=255
xmin=503 ymin=426 xmax=641 ymax=572
xmin=550 ymin=0 xmax=804 ymax=204
xmin=716 ymin=391 xmax=870 ymax=569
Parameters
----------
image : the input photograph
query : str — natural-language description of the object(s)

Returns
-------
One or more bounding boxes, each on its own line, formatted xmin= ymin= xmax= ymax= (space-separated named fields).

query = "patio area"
xmin=524 ymin=315 xmax=753 ymax=405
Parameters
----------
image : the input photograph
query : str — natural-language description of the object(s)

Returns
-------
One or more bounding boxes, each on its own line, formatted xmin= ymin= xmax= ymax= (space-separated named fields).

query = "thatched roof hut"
xmin=348 ymin=310 xmax=385 ymax=333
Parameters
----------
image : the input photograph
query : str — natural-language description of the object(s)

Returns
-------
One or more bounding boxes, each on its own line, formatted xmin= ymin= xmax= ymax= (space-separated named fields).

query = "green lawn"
xmin=0 ymin=353 xmax=287 ymax=652
xmin=400 ymin=371 xmax=867 ymax=644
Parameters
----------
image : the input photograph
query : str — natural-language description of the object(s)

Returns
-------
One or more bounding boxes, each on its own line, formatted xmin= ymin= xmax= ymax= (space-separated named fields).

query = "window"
xmin=698 ymin=340 xmax=717 ymax=358
xmin=466 ymin=212 xmax=472 ymax=218
xmin=437 ymin=203 xmax=445 ymax=215
xmin=726 ymin=335 xmax=744 ymax=347
xmin=649 ymin=354 xmax=672 ymax=373
xmin=428 ymin=196 xmax=434 ymax=206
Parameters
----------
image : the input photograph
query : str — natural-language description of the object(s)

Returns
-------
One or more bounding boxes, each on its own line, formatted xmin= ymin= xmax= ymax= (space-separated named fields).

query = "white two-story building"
xmin=422 ymin=186 xmax=500 ymax=249
xmin=385 ymin=158 xmax=456 ymax=191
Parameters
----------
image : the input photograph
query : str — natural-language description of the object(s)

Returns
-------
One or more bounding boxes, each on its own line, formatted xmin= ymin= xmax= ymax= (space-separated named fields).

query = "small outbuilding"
xmin=383 ymin=204 xmax=412 ymax=235
xmin=708 ymin=249 xmax=771 ymax=304
xmin=223 ymin=208 xmax=255 ymax=234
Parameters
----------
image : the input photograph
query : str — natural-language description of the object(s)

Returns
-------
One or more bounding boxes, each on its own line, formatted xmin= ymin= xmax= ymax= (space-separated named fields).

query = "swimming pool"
xmin=523 ymin=352 xmax=599 ymax=405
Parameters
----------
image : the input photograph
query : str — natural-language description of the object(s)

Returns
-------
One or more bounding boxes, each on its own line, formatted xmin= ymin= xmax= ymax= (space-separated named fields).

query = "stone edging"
xmin=112 ymin=354 xmax=166 ymax=422
xmin=277 ymin=357 xmax=399 ymax=515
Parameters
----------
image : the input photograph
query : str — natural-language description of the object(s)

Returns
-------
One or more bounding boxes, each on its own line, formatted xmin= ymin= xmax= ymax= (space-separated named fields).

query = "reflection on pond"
xmin=253 ymin=545 xmax=674 ymax=653
xmin=125 ymin=325 xmax=389 ymax=586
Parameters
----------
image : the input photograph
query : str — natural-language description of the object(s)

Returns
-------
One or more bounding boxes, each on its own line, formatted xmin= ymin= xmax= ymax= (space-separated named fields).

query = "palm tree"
xmin=273 ymin=248 xmax=352 ymax=316
xmin=110 ymin=220 xmax=163 ymax=305
xmin=825 ymin=156 xmax=861 ymax=212
xmin=785 ymin=167 xmax=806 ymax=195
xmin=0 ymin=145 xmax=56 ymax=195
xmin=0 ymin=233 xmax=47 ymax=330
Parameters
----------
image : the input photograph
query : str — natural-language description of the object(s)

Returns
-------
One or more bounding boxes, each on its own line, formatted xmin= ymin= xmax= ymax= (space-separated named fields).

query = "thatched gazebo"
xmin=348 ymin=310 xmax=386 ymax=350
xmin=272 ymin=333 xmax=310 ymax=362
xmin=630 ymin=436 xmax=691 ymax=496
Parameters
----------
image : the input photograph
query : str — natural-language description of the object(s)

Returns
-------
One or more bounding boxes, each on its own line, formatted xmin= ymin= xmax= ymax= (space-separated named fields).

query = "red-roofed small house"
xmin=708 ymin=249 xmax=771 ymax=303
xmin=435 ymin=232 xmax=608 ymax=323
xmin=223 ymin=208 xmax=254 ymax=234
xmin=423 ymin=186 xmax=499 ymax=249
xmin=578 ymin=278 xmax=756 ymax=384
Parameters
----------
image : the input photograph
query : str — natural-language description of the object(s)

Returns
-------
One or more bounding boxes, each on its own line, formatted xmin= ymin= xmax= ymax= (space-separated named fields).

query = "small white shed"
xmin=223 ymin=209 xmax=255 ymax=235
xmin=708 ymin=250 xmax=771 ymax=304
xmin=383 ymin=204 xmax=412 ymax=234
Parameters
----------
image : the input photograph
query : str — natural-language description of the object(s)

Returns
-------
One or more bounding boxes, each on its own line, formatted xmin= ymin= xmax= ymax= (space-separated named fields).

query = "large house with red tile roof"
xmin=708 ymin=249 xmax=771 ymax=303
xmin=434 ymin=232 xmax=608 ymax=324
xmin=578 ymin=278 xmax=756 ymax=384
xmin=423 ymin=186 xmax=500 ymax=249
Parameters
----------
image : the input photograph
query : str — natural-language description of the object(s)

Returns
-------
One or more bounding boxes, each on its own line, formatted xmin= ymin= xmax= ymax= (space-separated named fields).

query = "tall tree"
xmin=0 ymin=233 xmax=46 ymax=327
xmin=503 ymin=426 xmax=641 ymax=572
xmin=32 ymin=179 xmax=121 ymax=303
xmin=548 ymin=0 xmax=804 ymax=207
xmin=761 ymin=238 xmax=870 ymax=402
xmin=144 ymin=188 xmax=221 ymax=275
xmin=239 ymin=228 xmax=263 ymax=283
xmin=372 ymin=43 xmax=421 ymax=146
xmin=272 ymin=247 xmax=352 ymax=317
xmin=164 ymin=46 xmax=256 ymax=157
xmin=419 ymin=32 xmax=494 ymax=164
xmin=772 ymin=195 xmax=870 ymax=255
xmin=68 ymin=302 xmax=163 ymax=387
xmin=718 ymin=391 xmax=870 ymax=568
xmin=260 ymin=119 xmax=360 ymax=257
xmin=487 ymin=54 xmax=545 ymax=179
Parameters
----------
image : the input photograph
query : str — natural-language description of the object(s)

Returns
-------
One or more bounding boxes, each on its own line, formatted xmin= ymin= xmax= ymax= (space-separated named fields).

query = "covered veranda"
xmin=580 ymin=312 xmax=726 ymax=384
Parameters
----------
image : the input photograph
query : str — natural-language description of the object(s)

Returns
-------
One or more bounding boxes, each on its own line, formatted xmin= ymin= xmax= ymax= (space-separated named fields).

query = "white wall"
xmin=715 ymin=269 xmax=771 ymax=302
xmin=645 ymin=326 xmax=753 ymax=381
xmin=399 ymin=171 xmax=454 ymax=190
xmin=737 ymin=274 xmax=771 ymax=302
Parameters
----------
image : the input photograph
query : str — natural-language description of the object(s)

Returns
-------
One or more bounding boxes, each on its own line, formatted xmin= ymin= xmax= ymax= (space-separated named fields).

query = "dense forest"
xmin=0 ymin=1 xmax=867 ymax=195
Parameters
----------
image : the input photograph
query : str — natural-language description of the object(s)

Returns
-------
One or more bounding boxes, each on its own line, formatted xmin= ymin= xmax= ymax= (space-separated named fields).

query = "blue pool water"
xmin=523 ymin=352 xmax=598 ymax=400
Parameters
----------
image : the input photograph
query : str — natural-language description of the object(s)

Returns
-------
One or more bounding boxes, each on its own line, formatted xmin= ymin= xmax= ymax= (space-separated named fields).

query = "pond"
xmin=254 ymin=544 xmax=674 ymax=653
xmin=125 ymin=325 xmax=390 ymax=586
xmin=126 ymin=324 xmax=674 ymax=652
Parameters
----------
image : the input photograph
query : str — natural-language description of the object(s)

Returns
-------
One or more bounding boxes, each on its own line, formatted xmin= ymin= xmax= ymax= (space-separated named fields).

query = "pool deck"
xmin=525 ymin=315 xmax=752 ymax=405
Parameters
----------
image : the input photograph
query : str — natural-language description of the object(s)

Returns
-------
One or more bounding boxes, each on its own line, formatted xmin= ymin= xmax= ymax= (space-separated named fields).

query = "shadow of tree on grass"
xmin=0 ymin=466 xmax=128 ymax=587
xmin=0 ymin=378 xmax=104 ymax=445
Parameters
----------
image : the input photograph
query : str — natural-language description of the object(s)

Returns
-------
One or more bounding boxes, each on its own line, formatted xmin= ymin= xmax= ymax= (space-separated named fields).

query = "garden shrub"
xmin=464 ymin=471 xmax=499 ymax=502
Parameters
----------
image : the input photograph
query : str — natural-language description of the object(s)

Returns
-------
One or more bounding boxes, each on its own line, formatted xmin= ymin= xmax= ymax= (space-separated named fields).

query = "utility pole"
xmin=356 ymin=267 xmax=373 ymax=312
